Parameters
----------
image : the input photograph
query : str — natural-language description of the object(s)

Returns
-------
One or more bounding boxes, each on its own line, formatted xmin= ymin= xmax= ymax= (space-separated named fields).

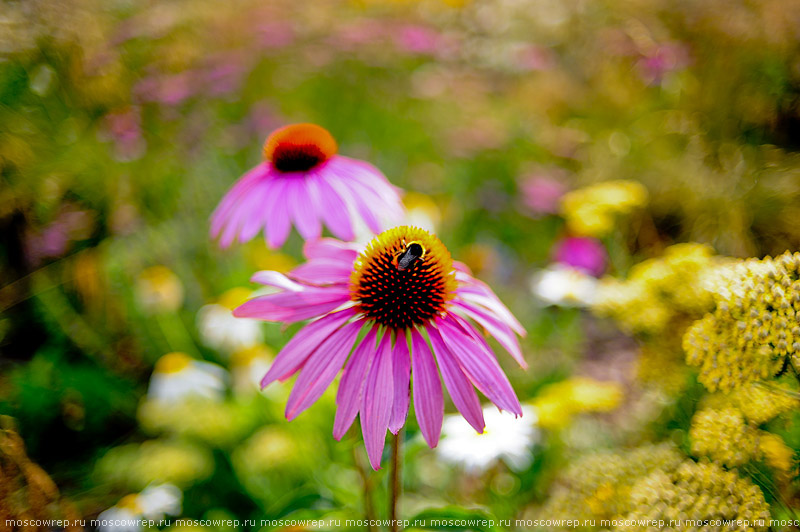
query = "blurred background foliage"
xmin=2 ymin=0 xmax=800 ymax=530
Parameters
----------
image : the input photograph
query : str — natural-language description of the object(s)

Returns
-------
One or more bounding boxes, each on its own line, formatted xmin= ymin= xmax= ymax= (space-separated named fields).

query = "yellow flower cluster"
xmin=617 ymin=461 xmax=770 ymax=531
xmin=532 ymin=377 xmax=623 ymax=429
xmin=701 ymin=382 xmax=798 ymax=425
xmin=138 ymin=398 xmax=257 ymax=448
xmin=636 ymin=341 xmax=690 ymax=394
xmin=684 ymin=251 xmax=800 ymax=392
xmin=758 ymin=433 xmax=796 ymax=475
xmin=689 ymin=408 xmax=758 ymax=467
xmin=541 ymin=443 xmax=684 ymax=524
xmin=560 ymin=180 xmax=648 ymax=238
xmin=593 ymin=243 xmax=715 ymax=336
xmin=689 ymin=406 xmax=796 ymax=474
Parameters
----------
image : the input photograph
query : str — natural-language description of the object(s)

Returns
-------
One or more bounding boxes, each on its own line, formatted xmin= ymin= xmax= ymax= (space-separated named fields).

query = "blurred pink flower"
xmin=101 ymin=106 xmax=146 ymax=160
xmin=211 ymin=123 xmax=404 ymax=248
xmin=637 ymin=43 xmax=690 ymax=85
xmin=134 ymin=71 xmax=195 ymax=106
xmin=520 ymin=175 xmax=567 ymax=216
xmin=394 ymin=25 xmax=442 ymax=55
xmin=513 ymin=45 xmax=555 ymax=72
xmin=552 ymin=236 xmax=607 ymax=277
xmin=25 ymin=204 xmax=94 ymax=265
xmin=256 ymin=22 xmax=296 ymax=49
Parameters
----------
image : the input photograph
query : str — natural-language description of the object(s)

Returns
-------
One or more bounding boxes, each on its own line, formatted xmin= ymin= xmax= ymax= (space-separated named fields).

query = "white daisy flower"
xmin=230 ymin=345 xmax=274 ymax=396
xmin=529 ymin=264 xmax=598 ymax=307
xmin=197 ymin=288 xmax=262 ymax=354
xmin=136 ymin=483 xmax=182 ymax=520
xmin=437 ymin=405 xmax=538 ymax=472
xmin=97 ymin=484 xmax=181 ymax=532
xmin=147 ymin=352 xmax=227 ymax=403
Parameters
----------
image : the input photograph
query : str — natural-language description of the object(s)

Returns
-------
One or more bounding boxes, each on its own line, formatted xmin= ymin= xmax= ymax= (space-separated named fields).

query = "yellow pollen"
xmin=154 ymin=352 xmax=192 ymax=374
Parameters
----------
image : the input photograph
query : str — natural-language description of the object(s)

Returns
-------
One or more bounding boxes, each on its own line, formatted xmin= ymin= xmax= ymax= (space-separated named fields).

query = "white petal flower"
xmin=197 ymin=303 xmax=262 ymax=353
xmin=147 ymin=352 xmax=227 ymax=403
xmin=136 ymin=483 xmax=182 ymax=520
xmin=529 ymin=264 xmax=598 ymax=307
xmin=437 ymin=405 xmax=538 ymax=472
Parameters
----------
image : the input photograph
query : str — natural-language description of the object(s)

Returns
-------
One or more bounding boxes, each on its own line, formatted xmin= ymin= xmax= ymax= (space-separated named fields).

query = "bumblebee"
xmin=394 ymin=241 xmax=425 ymax=271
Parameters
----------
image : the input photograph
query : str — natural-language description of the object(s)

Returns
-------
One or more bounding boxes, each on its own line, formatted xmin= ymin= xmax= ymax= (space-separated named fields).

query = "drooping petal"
xmin=234 ymin=287 xmax=350 ymax=323
xmin=333 ymin=328 xmax=378 ymax=440
xmin=219 ymin=178 xmax=272 ymax=248
xmin=303 ymin=238 xmax=360 ymax=264
xmin=258 ymin=308 xmax=355 ymax=387
xmin=210 ymin=164 xmax=269 ymax=239
xmin=361 ymin=333 xmax=394 ymax=469
xmin=388 ymin=332 xmax=411 ymax=434
xmin=437 ymin=315 xmax=522 ymax=415
xmin=239 ymin=181 xmax=273 ymax=243
xmin=265 ymin=178 xmax=293 ymax=248
xmin=427 ymin=325 xmax=485 ymax=433
xmin=285 ymin=320 xmax=363 ymax=420
xmin=456 ymin=277 xmax=525 ymax=336
xmin=452 ymin=299 xmax=527 ymax=368
xmin=410 ymin=328 xmax=444 ymax=448
xmin=290 ymin=259 xmax=354 ymax=286
xmin=250 ymin=271 xmax=305 ymax=292
xmin=308 ymin=169 xmax=355 ymax=241
xmin=328 ymin=157 xmax=404 ymax=223
xmin=288 ymin=177 xmax=322 ymax=240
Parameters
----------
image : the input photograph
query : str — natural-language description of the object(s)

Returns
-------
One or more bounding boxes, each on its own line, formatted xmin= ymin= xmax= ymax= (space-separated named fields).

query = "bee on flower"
xmin=210 ymin=123 xmax=404 ymax=248
xmin=234 ymin=226 xmax=526 ymax=469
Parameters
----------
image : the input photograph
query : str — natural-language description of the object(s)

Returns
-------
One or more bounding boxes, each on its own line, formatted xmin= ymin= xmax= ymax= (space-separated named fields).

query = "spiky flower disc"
xmin=351 ymin=227 xmax=457 ymax=330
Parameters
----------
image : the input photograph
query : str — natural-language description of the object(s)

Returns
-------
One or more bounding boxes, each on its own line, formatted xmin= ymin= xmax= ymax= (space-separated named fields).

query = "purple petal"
xmin=290 ymin=259 xmax=354 ymax=286
xmin=265 ymin=178 xmax=292 ymax=248
xmin=219 ymin=179 xmax=272 ymax=248
xmin=303 ymin=238 xmax=360 ymax=264
xmin=360 ymin=333 xmax=394 ymax=469
xmin=388 ymin=332 xmax=411 ymax=434
xmin=452 ymin=300 xmax=527 ymax=368
xmin=333 ymin=328 xmax=379 ymax=440
xmin=288 ymin=178 xmax=322 ymax=240
xmin=210 ymin=164 xmax=269 ymax=239
xmin=285 ymin=320 xmax=363 ymax=420
xmin=410 ymin=328 xmax=443 ymax=447
xmin=427 ymin=325 xmax=485 ymax=433
xmin=250 ymin=271 xmax=304 ymax=291
xmin=456 ymin=278 xmax=525 ymax=336
xmin=437 ymin=315 xmax=522 ymax=415
xmin=259 ymin=308 xmax=355 ymax=387
xmin=307 ymin=171 xmax=355 ymax=241
xmin=234 ymin=288 xmax=350 ymax=324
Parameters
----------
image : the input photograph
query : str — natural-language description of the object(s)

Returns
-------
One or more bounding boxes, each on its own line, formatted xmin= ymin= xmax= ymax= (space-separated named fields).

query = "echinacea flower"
xmin=210 ymin=123 xmax=404 ymax=248
xmin=234 ymin=226 xmax=526 ymax=468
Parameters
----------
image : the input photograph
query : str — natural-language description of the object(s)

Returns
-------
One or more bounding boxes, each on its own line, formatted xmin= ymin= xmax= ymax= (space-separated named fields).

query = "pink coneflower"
xmin=210 ymin=124 xmax=404 ymax=248
xmin=234 ymin=227 xmax=526 ymax=469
